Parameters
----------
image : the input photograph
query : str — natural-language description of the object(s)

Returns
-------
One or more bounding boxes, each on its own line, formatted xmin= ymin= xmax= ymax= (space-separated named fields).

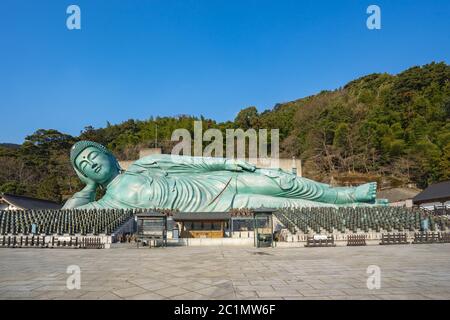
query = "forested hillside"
xmin=1 ymin=62 xmax=449 ymax=202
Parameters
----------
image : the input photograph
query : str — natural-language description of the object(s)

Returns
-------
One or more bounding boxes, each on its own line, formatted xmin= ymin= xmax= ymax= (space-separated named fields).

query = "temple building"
xmin=0 ymin=193 xmax=62 ymax=211
xmin=413 ymin=180 xmax=450 ymax=214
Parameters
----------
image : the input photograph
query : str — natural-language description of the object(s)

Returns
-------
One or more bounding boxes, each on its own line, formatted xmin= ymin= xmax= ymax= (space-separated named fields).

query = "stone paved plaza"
xmin=1 ymin=244 xmax=450 ymax=300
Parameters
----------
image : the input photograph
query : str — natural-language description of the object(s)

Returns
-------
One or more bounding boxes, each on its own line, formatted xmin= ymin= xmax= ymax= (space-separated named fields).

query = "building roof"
xmin=0 ymin=193 xmax=62 ymax=210
xmin=377 ymin=187 xmax=421 ymax=203
xmin=135 ymin=212 xmax=167 ymax=218
xmin=252 ymin=207 xmax=277 ymax=214
xmin=173 ymin=212 xmax=231 ymax=221
xmin=413 ymin=180 xmax=450 ymax=205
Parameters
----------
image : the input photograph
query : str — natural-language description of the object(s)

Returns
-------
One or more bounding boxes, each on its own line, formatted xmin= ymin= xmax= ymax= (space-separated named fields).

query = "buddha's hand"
xmin=224 ymin=159 xmax=256 ymax=172
xmin=76 ymin=170 xmax=98 ymax=191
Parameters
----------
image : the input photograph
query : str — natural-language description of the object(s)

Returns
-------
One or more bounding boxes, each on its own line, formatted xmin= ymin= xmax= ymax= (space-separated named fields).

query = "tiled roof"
xmin=413 ymin=180 xmax=450 ymax=205
xmin=0 ymin=193 xmax=62 ymax=210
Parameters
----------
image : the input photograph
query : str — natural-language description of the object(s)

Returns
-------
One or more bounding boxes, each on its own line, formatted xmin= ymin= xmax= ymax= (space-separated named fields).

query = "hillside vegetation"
xmin=1 ymin=62 xmax=449 ymax=202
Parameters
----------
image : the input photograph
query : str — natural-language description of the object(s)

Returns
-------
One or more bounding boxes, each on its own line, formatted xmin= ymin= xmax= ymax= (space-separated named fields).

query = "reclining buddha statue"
xmin=63 ymin=141 xmax=382 ymax=211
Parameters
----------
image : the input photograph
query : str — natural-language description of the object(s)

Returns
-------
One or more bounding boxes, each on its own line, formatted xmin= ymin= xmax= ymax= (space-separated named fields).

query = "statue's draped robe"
xmin=74 ymin=155 xmax=365 ymax=211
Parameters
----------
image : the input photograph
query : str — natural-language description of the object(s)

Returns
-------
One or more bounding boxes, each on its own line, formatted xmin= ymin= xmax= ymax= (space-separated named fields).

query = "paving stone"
xmin=310 ymin=283 xmax=355 ymax=289
xmin=170 ymin=292 xmax=207 ymax=300
xmin=0 ymin=290 xmax=46 ymax=298
xmin=297 ymin=289 xmax=346 ymax=297
xmin=34 ymin=290 xmax=85 ymax=300
xmin=283 ymin=296 xmax=330 ymax=300
xmin=236 ymin=285 xmax=274 ymax=292
xmin=214 ymin=293 xmax=238 ymax=300
xmin=33 ymin=285 xmax=69 ymax=291
xmin=249 ymin=280 xmax=286 ymax=286
xmin=196 ymin=286 xmax=234 ymax=298
xmin=272 ymin=284 xmax=315 ymax=291
xmin=329 ymin=295 xmax=383 ymax=300
xmin=236 ymin=290 xmax=258 ymax=298
xmin=257 ymin=290 xmax=302 ymax=298
xmin=97 ymin=292 xmax=123 ymax=300
xmin=1 ymin=245 xmax=450 ymax=299
xmin=134 ymin=281 xmax=172 ymax=291
xmin=377 ymin=294 xmax=430 ymax=300
xmin=112 ymin=286 xmax=148 ymax=298
xmin=79 ymin=291 xmax=113 ymax=300
xmin=180 ymin=281 xmax=212 ymax=291
xmin=155 ymin=286 xmax=190 ymax=298
xmin=125 ymin=292 xmax=166 ymax=300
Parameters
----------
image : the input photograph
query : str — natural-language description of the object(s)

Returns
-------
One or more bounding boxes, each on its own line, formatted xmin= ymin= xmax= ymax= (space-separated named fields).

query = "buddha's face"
xmin=74 ymin=146 xmax=118 ymax=184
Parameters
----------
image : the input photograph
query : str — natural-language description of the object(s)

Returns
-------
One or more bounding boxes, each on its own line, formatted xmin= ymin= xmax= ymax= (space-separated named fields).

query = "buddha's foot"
xmin=353 ymin=182 xmax=377 ymax=203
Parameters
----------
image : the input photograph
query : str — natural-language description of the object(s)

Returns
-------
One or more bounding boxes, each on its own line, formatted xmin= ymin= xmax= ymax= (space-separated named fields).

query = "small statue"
xmin=63 ymin=141 xmax=382 ymax=211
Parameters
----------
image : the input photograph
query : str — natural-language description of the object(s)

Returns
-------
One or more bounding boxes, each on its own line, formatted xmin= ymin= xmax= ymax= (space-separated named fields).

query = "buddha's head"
xmin=70 ymin=141 xmax=121 ymax=186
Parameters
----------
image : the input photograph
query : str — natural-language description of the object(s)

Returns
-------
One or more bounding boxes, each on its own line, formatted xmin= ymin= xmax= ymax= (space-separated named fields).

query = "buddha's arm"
xmin=62 ymin=185 xmax=97 ymax=209
xmin=133 ymin=154 xmax=255 ymax=174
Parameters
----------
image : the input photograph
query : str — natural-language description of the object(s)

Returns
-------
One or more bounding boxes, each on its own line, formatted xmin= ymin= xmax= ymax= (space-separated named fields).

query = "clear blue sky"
xmin=1 ymin=0 xmax=449 ymax=143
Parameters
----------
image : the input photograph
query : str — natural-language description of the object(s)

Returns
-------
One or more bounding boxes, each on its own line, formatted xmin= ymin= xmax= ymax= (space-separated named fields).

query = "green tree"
xmin=235 ymin=106 xmax=259 ymax=129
